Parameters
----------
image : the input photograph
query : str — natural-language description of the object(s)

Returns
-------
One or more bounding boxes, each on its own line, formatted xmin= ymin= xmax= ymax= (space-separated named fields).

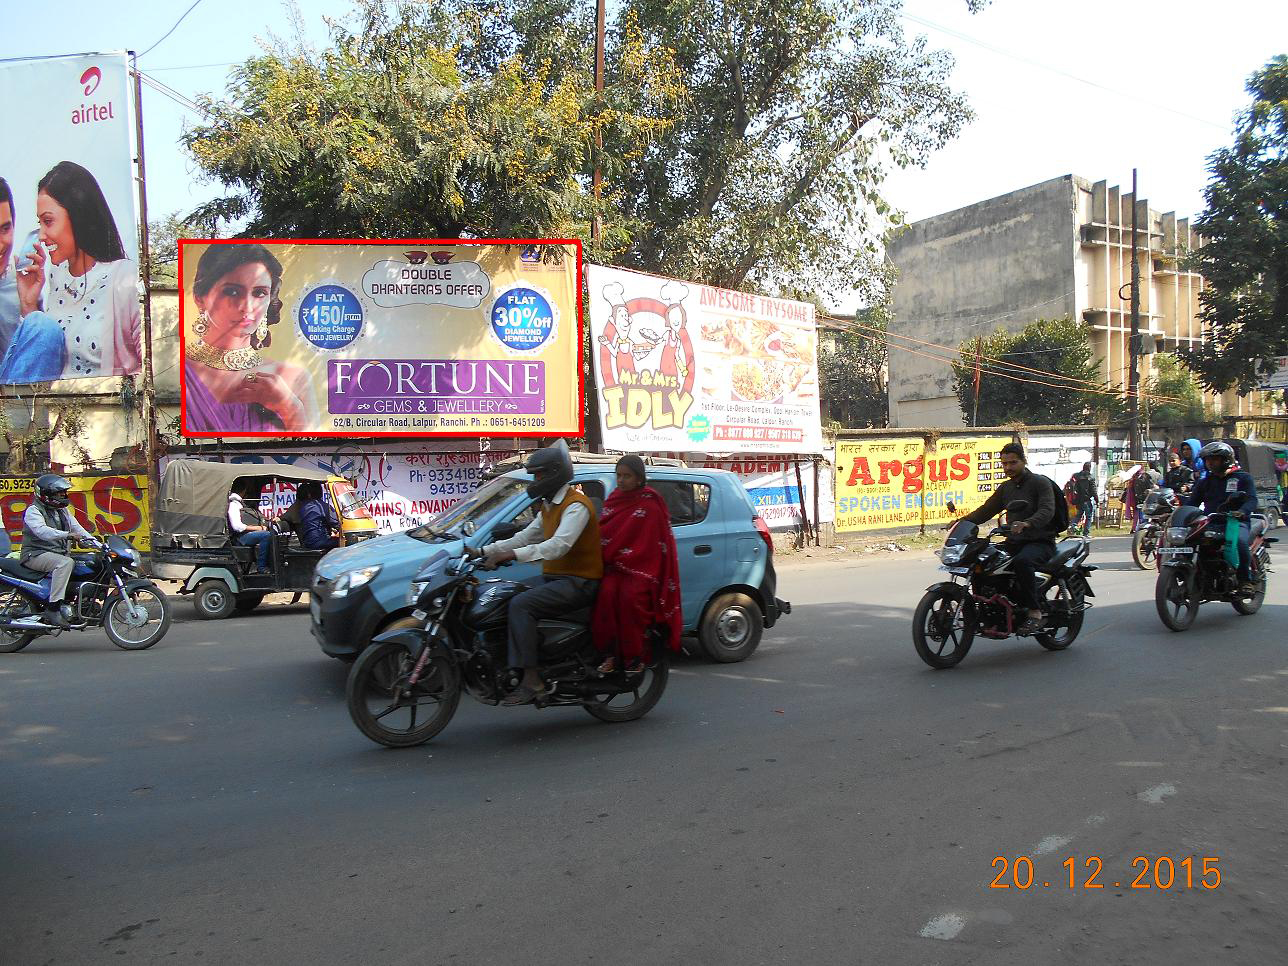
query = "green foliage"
xmin=951 ymin=317 xmax=1122 ymax=426
xmin=1183 ymin=55 xmax=1288 ymax=393
xmin=146 ymin=211 xmax=202 ymax=286
xmin=1142 ymin=353 xmax=1216 ymax=429
xmin=819 ymin=309 xmax=888 ymax=427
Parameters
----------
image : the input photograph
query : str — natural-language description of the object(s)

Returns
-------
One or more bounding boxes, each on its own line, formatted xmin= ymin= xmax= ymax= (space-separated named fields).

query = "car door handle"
xmin=694 ymin=545 xmax=713 ymax=555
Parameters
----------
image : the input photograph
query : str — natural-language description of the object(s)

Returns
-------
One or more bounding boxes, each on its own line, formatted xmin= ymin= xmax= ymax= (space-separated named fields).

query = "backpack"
xmin=1132 ymin=471 xmax=1152 ymax=501
xmin=1043 ymin=475 xmax=1070 ymax=534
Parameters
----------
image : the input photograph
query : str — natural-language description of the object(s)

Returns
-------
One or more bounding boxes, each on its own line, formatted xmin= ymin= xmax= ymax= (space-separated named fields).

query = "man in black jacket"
xmin=963 ymin=442 xmax=1056 ymax=635
xmin=1163 ymin=450 xmax=1194 ymax=494
xmin=1070 ymin=463 xmax=1096 ymax=537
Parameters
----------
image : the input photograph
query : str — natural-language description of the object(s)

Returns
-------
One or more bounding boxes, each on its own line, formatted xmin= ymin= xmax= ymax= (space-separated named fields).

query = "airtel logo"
xmin=80 ymin=67 xmax=102 ymax=97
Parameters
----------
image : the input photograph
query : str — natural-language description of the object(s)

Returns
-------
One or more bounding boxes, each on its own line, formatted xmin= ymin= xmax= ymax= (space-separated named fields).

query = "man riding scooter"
xmin=1187 ymin=441 xmax=1258 ymax=597
xmin=470 ymin=441 xmax=603 ymax=705
xmin=21 ymin=474 xmax=101 ymax=629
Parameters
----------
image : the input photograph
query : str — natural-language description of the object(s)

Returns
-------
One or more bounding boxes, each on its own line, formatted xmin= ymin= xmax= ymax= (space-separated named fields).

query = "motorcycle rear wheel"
xmin=583 ymin=651 xmax=669 ymax=723
xmin=0 ymin=592 xmax=37 ymax=653
xmin=347 ymin=642 xmax=461 ymax=747
xmin=1131 ymin=529 xmax=1156 ymax=570
xmin=1231 ymin=573 xmax=1267 ymax=615
xmin=912 ymin=585 xmax=974 ymax=669
xmin=1155 ymin=565 xmax=1199 ymax=632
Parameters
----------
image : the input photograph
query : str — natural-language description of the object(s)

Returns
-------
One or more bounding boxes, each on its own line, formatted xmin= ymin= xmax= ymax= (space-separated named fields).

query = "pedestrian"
xmin=1070 ymin=462 xmax=1096 ymax=537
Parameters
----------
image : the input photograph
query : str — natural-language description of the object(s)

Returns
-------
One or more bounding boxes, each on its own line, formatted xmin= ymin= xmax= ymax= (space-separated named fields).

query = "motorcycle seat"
xmin=1037 ymin=540 xmax=1084 ymax=573
xmin=0 ymin=556 xmax=49 ymax=583
xmin=1250 ymin=516 xmax=1267 ymax=539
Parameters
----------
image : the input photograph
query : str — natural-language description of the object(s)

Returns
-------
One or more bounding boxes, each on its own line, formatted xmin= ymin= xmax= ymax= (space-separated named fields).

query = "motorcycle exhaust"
xmin=1 ymin=616 xmax=52 ymax=631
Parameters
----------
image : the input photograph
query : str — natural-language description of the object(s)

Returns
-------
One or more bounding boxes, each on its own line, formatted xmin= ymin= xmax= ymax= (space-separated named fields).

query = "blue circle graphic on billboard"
xmin=298 ymin=284 xmax=364 ymax=349
xmin=491 ymin=285 xmax=556 ymax=351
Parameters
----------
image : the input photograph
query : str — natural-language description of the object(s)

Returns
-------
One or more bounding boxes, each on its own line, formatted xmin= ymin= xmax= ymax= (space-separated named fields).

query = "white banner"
xmin=0 ymin=52 xmax=139 ymax=383
xmin=587 ymin=265 xmax=823 ymax=454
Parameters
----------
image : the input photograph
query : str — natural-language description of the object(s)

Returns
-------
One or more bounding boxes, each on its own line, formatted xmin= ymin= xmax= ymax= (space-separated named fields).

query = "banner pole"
xmin=130 ymin=53 xmax=160 ymax=528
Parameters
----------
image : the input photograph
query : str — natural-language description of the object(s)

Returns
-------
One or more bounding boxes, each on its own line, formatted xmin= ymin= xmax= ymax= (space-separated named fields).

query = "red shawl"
xmin=594 ymin=484 xmax=683 ymax=652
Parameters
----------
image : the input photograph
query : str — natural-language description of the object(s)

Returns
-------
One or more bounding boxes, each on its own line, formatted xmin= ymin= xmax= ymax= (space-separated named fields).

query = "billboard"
xmin=834 ymin=436 xmax=1010 ymax=532
xmin=0 ymin=52 xmax=140 ymax=384
xmin=587 ymin=265 xmax=823 ymax=454
xmin=1 ymin=474 xmax=150 ymax=552
xmin=178 ymin=240 xmax=582 ymax=438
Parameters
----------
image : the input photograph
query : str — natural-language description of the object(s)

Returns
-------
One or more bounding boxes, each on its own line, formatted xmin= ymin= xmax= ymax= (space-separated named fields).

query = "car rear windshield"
xmin=407 ymin=477 xmax=528 ymax=542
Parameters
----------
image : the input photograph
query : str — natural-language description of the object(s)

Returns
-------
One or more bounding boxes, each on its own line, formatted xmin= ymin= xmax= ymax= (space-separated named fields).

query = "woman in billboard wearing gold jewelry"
xmin=184 ymin=244 xmax=314 ymax=433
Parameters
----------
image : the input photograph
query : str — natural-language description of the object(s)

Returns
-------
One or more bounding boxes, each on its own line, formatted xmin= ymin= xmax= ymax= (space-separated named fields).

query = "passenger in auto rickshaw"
xmin=228 ymin=478 xmax=272 ymax=571
xmin=280 ymin=481 xmax=340 ymax=551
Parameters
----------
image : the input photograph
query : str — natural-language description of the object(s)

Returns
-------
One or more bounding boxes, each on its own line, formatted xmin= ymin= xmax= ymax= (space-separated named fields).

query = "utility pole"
xmin=1127 ymin=168 xmax=1143 ymax=461
xmin=131 ymin=54 xmax=161 ymax=523
xmin=583 ymin=0 xmax=607 ymax=453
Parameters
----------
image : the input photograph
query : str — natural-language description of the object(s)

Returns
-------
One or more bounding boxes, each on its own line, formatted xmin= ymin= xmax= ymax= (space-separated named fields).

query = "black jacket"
xmin=1163 ymin=465 xmax=1193 ymax=492
xmin=964 ymin=469 xmax=1056 ymax=542
xmin=1187 ymin=468 xmax=1257 ymax=516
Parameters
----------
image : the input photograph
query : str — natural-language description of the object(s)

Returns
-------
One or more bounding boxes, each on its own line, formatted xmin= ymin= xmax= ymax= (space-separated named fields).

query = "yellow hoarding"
xmin=2 ymin=475 xmax=150 ymax=552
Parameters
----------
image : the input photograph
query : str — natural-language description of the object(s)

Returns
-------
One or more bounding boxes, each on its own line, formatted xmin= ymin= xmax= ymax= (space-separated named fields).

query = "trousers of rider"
xmin=237 ymin=531 xmax=273 ymax=569
xmin=1005 ymin=540 xmax=1055 ymax=611
xmin=592 ymin=572 xmax=654 ymax=664
xmin=24 ymin=551 xmax=75 ymax=604
xmin=507 ymin=575 xmax=599 ymax=668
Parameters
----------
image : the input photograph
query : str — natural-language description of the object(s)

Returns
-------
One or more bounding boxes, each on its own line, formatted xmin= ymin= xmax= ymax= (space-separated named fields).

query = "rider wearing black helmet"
xmin=1186 ymin=441 xmax=1258 ymax=595
xmin=471 ymin=441 xmax=603 ymax=704
xmin=21 ymin=474 xmax=98 ymax=629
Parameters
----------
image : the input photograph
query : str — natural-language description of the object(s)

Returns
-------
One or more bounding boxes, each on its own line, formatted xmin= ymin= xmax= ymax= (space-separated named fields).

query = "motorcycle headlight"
xmin=332 ymin=565 xmax=381 ymax=598
xmin=941 ymin=545 xmax=965 ymax=565
xmin=1166 ymin=528 xmax=1189 ymax=542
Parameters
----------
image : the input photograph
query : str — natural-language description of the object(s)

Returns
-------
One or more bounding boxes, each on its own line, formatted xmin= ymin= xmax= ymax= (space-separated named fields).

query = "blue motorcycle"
xmin=0 ymin=531 xmax=171 ymax=652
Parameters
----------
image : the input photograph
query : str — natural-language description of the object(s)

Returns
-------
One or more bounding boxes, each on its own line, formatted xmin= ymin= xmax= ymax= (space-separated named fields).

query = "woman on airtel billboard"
xmin=183 ymin=244 xmax=316 ymax=433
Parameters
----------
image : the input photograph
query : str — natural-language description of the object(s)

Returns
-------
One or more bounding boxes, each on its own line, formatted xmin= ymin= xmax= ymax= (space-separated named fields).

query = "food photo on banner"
xmin=834 ymin=436 xmax=1010 ymax=533
xmin=177 ymin=240 xmax=581 ymax=437
xmin=0 ymin=52 xmax=140 ymax=384
xmin=587 ymin=264 xmax=823 ymax=455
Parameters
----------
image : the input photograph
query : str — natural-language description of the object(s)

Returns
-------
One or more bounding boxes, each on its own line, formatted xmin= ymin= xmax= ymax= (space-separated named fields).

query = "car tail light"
xmin=753 ymin=515 xmax=773 ymax=552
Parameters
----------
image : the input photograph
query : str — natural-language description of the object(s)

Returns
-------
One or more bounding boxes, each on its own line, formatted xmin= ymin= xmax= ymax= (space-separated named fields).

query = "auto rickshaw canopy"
xmin=153 ymin=458 xmax=335 ymax=542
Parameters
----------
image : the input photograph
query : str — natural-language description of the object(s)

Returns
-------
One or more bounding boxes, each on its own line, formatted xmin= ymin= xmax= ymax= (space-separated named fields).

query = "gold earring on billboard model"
xmin=255 ymin=319 xmax=269 ymax=346
xmin=193 ymin=311 xmax=210 ymax=336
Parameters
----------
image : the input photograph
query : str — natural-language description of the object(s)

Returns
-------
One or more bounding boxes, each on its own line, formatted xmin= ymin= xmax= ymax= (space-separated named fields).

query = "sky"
xmin=1 ymin=0 xmax=1283 ymax=251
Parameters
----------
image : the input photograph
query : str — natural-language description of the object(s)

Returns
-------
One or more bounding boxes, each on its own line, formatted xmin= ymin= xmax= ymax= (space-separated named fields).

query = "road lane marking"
xmin=1033 ymin=834 xmax=1073 ymax=855
xmin=919 ymin=914 xmax=966 ymax=940
xmin=1138 ymin=783 xmax=1177 ymax=804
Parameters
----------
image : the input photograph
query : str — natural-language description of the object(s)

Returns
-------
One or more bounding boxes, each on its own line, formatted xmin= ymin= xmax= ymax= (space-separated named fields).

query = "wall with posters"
xmin=587 ymin=265 xmax=823 ymax=454
xmin=0 ymin=53 xmax=139 ymax=385
xmin=834 ymin=435 xmax=1012 ymax=533
xmin=178 ymin=241 xmax=580 ymax=439
xmin=0 ymin=475 xmax=149 ymax=551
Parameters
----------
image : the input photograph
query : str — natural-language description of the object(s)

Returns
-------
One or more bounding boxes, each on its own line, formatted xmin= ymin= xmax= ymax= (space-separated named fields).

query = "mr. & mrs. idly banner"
xmin=587 ymin=265 xmax=823 ymax=454
xmin=0 ymin=53 xmax=140 ymax=384
xmin=179 ymin=241 xmax=581 ymax=437
xmin=834 ymin=437 xmax=1010 ymax=532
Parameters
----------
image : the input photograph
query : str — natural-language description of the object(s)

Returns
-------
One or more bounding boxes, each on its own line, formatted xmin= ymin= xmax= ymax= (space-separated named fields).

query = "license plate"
xmin=1159 ymin=547 xmax=1194 ymax=554
xmin=310 ymin=598 xmax=321 ymax=623
xmin=939 ymin=565 xmax=970 ymax=575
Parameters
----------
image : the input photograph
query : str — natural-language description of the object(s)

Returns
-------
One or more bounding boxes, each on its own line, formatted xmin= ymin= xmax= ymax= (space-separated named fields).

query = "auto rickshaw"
xmin=150 ymin=459 xmax=377 ymax=619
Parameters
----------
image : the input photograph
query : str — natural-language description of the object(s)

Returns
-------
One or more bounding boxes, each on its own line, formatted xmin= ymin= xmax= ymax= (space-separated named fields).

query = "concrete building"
xmin=886 ymin=174 xmax=1265 ymax=428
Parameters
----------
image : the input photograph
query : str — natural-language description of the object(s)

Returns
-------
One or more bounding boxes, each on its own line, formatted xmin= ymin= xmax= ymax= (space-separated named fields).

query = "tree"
xmin=1182 ymin=55 xmax=1288 ymax=393
xmin=145 ymin=212 xmax=201 ymax=286
xmin=182 ymin=0 xmax=682 ymax=247
xmin=819 ymin=310 xmax=888 ymax=427
xmin=1142 ymin=353 xmax=1215 ymax=430
xmin=951 ymin=317 xmax=1122 ymax=426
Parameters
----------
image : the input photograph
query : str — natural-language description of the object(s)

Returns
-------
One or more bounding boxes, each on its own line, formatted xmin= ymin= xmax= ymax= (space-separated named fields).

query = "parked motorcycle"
xmin=1153 ymin=501 xmax=1275 ymax=631
xmin=912 ymin=501 xmax=1096 ymax=668
xmin=346 ymin=553 xmax=669 ymax=747
xmin=1131 ymin=487 xmax=1181 ymax=570
xmin=0 ymin=532 xmax=171 ymax=652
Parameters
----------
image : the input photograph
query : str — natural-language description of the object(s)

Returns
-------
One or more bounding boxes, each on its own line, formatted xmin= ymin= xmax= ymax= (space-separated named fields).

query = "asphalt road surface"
xmin=2 ymin=535 xmax=1285 ymax=965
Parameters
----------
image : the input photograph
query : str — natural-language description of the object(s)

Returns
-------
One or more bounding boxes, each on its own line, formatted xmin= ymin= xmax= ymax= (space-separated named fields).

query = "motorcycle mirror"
xmin=462 ymin=520 xmax=477 ymax=537
xmin=946 ymin=500 xmax=957 ymax=514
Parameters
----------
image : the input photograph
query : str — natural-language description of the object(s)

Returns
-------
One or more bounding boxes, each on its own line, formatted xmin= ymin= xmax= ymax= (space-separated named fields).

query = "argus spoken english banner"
xmin=178 ymin=240 xmax=581 ymax=438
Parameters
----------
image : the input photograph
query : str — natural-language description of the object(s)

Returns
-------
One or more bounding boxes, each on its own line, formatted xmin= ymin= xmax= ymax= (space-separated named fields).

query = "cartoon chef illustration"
xmin=658 ymin=281 xmax=695 ymax=395
xmin=597 ymin=281 xmax=638 ymax=387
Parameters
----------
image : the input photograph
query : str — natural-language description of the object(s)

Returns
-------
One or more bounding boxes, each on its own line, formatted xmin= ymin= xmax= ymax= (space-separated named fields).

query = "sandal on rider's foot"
xmin=1238 ymin=581 xmax=1259 ymax=597
xmin=624 ymin=661 xmax=646 ymax=675
xmin=1016 ymin=615 xmax=1044 ymax=636
xmin=597 ymin=657 xmax=617 ymax=674
xmin=502 ymin=685 xmax=547 ymax=706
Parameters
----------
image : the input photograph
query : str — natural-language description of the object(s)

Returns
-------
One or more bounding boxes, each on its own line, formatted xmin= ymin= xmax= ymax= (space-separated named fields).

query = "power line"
xmin=899 ymin=11 xmax=1230 ymax=133
xmin=149 ymin=61 xmax=236 ymax=72
xmin=136 ymin=70 xmax=213 ymax=119
xmin=139 ymin=0 xmax=208 ymax=60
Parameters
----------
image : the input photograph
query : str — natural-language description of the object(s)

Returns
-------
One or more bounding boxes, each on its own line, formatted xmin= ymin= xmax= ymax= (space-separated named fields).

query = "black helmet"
xmin=36 ymin=473 xmax=73 ymax=509
xmin=524 ymin=440 xmax=573 ymax=501
xmin=1198 ymin=441 xmax=1235 ymax=468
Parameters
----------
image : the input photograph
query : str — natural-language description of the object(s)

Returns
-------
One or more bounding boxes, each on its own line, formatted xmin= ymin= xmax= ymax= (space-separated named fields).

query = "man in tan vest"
xmin=477 ymin=441 xmax=602 ymax=704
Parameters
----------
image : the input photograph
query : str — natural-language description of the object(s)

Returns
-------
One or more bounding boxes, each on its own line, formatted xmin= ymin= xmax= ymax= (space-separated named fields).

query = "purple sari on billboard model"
xmin=183 ymin=361 xmax=284 ymax=433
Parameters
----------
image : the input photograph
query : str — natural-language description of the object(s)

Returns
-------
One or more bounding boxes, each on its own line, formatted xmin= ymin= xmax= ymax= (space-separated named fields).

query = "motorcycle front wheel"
xmin=104 ymin=584 xmax=172 ymax=650
xmin=1131 ymin=528 xmax=1157 ymax=570
xmin=1155 ymin=565 xmax=1199 ymax=631
xmin=583 ymin=651 xmax=669 ymax=723
xmin=912 ymin=585 xmax=974 ymax=668
xmin=347 ymin=642 xmax=461 ymax=748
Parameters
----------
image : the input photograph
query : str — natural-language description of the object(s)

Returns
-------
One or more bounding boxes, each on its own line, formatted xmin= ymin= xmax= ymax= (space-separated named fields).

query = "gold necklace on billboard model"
xmin=188 ymin=338 xmax=263 ymax=371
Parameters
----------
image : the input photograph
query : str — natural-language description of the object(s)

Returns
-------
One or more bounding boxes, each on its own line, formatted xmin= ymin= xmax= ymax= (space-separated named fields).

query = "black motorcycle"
xmin=0 ymin=532 xmax=172 ymax=653
xmin=1154 ymin=502 xmax=1274 ymax=631
xmin=1131 ymin=487 xmax=1181 ymax=570
xmin=912 ymin=502 xmax=1096 ymax=669
xmin=346 ymin=554 xmax=669 ymax=747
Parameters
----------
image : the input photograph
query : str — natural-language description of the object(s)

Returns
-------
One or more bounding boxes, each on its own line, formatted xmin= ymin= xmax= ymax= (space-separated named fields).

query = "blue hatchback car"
xmin=310 ymin=459 xmax=790 ymax=663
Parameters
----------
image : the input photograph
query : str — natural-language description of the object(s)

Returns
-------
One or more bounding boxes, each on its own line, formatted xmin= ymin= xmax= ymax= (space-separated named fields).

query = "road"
xmin=1 ymin=534 xmax=1284 ymax=964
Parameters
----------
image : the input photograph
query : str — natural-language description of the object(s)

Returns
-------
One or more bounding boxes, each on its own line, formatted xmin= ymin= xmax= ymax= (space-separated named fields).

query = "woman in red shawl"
xmin=593 ymin=455 xmax=683 ymax=673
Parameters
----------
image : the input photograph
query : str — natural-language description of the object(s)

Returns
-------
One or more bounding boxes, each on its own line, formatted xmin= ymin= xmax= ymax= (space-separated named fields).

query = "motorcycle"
xmin=346 ymin=553 xmax=669 ymax=747
xmin=0 ymin=531 xmax=172 ymax=652
xmin=912 ymin=501 xmax=1096 ymax=669
xmin=1153 ymin=500 xmax=1275 ymax=631
xmin=1131 ymin=487 xmax=1181 ymax=570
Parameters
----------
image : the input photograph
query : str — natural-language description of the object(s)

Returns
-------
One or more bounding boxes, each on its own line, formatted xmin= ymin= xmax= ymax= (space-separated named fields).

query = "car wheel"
xmin=697 ymin=593 xmax=763 ymax=663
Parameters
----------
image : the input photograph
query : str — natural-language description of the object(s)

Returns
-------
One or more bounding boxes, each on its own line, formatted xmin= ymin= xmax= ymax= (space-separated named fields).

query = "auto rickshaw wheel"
xmin=193 ymin=579 xmax=237 ymax=620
